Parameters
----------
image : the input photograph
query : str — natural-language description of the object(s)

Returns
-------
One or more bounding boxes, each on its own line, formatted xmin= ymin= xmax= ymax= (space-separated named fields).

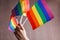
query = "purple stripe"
xmin=41 ymin=0 xmax=54 ymax=19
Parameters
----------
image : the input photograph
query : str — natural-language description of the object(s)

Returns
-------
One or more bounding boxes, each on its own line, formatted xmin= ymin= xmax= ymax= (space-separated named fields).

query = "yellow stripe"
xmin=11 ymin=20 xmax=16 ymax=28
xmin=32 ymin=5 xmax=43 ymax=26
xmin=20 ymin=0 xmax=25 ymax=14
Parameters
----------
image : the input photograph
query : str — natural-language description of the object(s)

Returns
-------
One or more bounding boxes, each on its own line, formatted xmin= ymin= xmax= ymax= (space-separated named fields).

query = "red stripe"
xmin=27 ymin=10 xmax=37 ymax=30
xmin=12 ymin=10 xmax=16 ymax=16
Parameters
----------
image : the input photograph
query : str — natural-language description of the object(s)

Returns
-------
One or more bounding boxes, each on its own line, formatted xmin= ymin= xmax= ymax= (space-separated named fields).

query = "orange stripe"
xmin=11 ymin=17 xmax=18 ymax=27
xmin=30 ymin=9 xmax=40 ymax=28
xmin=24 ymin=0 xmax=30 ymax=12
xmin=32 ymin=5 xmax=43 ymax=25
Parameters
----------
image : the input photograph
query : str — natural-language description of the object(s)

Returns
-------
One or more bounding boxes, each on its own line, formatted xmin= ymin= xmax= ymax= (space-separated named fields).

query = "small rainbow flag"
xmin=12 ymin=0 xmax=30 ymax=16
xmin=26 ymin=0 xmax=54 ymax=30
xmin=12 ymin=2 xmax=22 ymax=16
xmin=8 ymin=15 xmax=18 ymax=32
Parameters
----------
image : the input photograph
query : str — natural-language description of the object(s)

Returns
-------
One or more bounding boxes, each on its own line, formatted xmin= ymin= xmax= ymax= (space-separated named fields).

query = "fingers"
xmin=14 ymin=24 xmax=27 ymax=40
xmin=14 ymin=31 xmax=21 ymax=40
xmin=16 ymin=26 xmax=20 ymax=32
xmin=18 ymin=24 xmax=23 ymax=30
xmin=14 ymin=26 xmax=25 ymax=40
xmin=14 ymin=29 xmax=22 ymax=39
xmin=18 ymin=24 xmax=26 ymax=32
xmin=15 ymin=27 xmax=23 ymax=37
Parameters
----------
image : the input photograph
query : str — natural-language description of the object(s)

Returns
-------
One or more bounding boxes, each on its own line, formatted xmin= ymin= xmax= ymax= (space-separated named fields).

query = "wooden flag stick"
xmin=20 ymin=15 xmax=24 ymax=24
xmin=22 ymin=18 xmax=28 ymax=25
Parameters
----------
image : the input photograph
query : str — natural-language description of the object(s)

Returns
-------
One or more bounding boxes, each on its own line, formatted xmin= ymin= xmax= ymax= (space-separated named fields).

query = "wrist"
xmin=25 ymin=37 xmax=29 ymax=40
xmin=24 ymin=35 xmax=29 ymax=40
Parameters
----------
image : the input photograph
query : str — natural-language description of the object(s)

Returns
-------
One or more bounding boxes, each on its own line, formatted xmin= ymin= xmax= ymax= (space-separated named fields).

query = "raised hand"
xmin=14 ymin=24 xmax=29 ymax=40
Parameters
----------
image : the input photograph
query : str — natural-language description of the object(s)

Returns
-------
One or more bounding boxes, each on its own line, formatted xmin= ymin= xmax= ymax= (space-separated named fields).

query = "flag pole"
xmin=22 ymin=18 xmax=28 ymax=25
xmin=20 ymin=15 xmax=24 ymax=24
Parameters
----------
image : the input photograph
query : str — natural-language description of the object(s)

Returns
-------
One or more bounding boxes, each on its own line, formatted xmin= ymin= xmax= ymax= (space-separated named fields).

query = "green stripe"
xmin=35 ymin=3 xmax=47 ymax=23
xmin=18 ymin=2 xmax=22 ymax=16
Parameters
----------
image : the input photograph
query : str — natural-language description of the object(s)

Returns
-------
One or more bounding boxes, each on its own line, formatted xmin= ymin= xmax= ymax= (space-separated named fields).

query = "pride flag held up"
xmin=8 ymin=0 xmax=30 ymax=32
xmin=26 ymin=0 xmax=54 ymax=30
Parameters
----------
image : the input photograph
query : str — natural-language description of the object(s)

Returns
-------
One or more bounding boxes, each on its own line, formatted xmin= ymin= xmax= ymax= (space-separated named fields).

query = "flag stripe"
xmin=35 ymin=3 xmax=47 ymax=23
xmin=18 ymin=2 xmax=22 ymax=16
xmin=8 ymin=27 xmax=14 ymax=32
xmin=27 ymin=11 xmax=37 ymax=29
xmin=41 ymin=0 xmax=54 ymax=19
xmin=10 ymin=22 xmax=15 ymax=31
xmin=20 ymin=0 xmax=30 ymax=15
xmin=32 ymin=5 xmax=43 ymax=26
xmin=20 ymin=1 xmax=25 ymax=13
xmin=12 ymin=10 xmax=16 ymax=16
xmin=30 ymin=9 xmax=40 ymax=27
xmin=37 ymin=0 xmax=51 ymax=21
xmin=24 ymin=0 xmax=30 ymax=12
xmin=14 ymin=4 xmax=20 ymax=16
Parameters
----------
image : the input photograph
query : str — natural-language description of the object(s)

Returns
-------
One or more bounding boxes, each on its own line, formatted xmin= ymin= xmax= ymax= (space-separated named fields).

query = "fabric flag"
xmin=26 ymin=0 xmax=54 ymax=30
xmin=8 ymin=0 xmax=30 ymax=32
xmin=12 ymin=0 xmax=30 ymax=16
xmin=20 ymin=0 xmax=30 ymax=15
xmin=8 ymin=15 xmax=18 ymax=32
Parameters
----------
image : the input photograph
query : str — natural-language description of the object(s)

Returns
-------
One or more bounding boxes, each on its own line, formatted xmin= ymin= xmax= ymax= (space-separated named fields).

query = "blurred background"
xmin=0 ymin=0 xmax=60 ymax=40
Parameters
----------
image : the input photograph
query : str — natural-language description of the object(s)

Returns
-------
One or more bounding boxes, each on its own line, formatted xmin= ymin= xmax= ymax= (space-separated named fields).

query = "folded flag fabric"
xmin=26 ymin=0 xmax=54 ymax=30
xmin=20 ymin=0 xmax=30 ymax=14
xmin=12 ymin=2 xmax=22 ymax=16
xmin=8 ymin=15 xmax=18 ymax=32
xmin=8 ymin=0 xmax=30 ymax=32
xmin=12 ymin=0 xmax=30 ymax=16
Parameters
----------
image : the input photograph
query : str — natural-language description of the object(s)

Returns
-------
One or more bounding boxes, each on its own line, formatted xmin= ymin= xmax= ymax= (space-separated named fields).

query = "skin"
xmin=14 ymin=24 xmax=29 ymax=40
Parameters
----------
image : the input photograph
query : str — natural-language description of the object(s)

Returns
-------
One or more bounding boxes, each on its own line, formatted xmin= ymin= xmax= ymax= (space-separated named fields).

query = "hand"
xmin=14 ymin=24 xmax=29 ymax=40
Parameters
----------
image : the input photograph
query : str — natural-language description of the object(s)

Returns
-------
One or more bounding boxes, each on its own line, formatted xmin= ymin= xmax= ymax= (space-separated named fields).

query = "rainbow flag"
xmin=12 ymin=0 xmax=30 ymax=16
xmin=9 ymin=0 xmax=30 ymax=32
xmin=12 ymin=2 xmax=22 ymax=16
xmin=20 ymin=0 xmax=30 ymax=14
xmin=8 ymin=15 xmax=18 ymax=32
xmin=26 ymin=0 xmax=54 ymax=30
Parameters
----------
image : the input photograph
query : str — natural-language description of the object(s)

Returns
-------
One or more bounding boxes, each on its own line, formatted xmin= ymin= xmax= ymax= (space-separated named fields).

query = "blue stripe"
xmin=14 ymin=4 xmax=20 ymax=16
xmin=9 ymin=22 xmax=15 ymax=32
xmin=37 ymin=0 xmax=51 ymax=21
